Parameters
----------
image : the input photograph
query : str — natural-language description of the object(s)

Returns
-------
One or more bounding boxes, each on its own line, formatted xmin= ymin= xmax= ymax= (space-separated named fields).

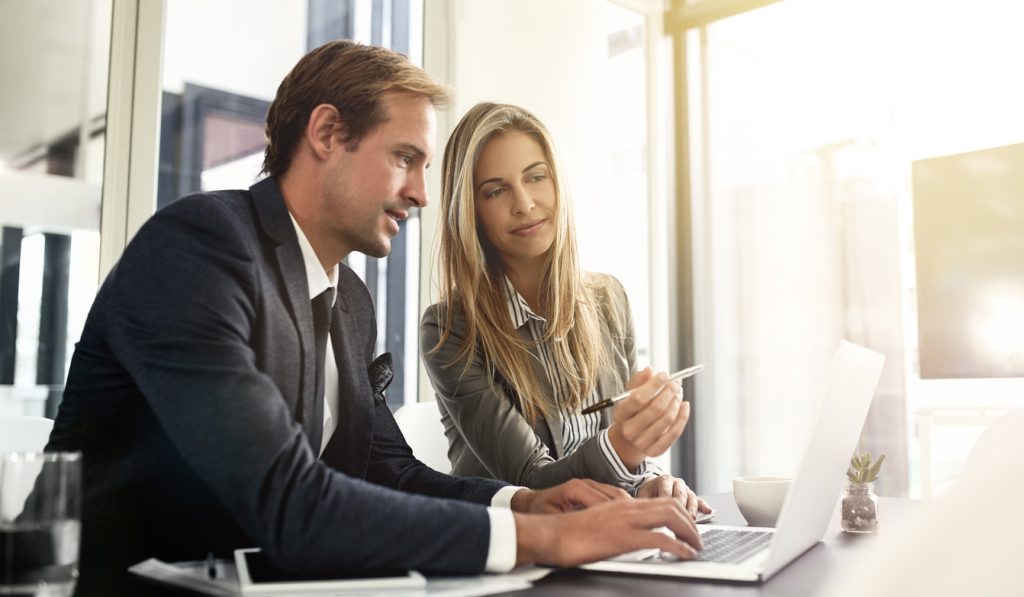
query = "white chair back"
xmin=393 ymin=401 xmax=451 ymax=473
xmin=0 ymin=415 xmax=54 ymax=452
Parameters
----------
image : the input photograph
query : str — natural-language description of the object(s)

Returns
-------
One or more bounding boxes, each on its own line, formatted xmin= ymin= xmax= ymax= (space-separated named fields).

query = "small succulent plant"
xmin=847 ymin=451 xmax=885 ymax=484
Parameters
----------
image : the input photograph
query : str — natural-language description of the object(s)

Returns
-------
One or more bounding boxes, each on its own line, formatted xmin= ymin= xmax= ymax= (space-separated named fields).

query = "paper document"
xmin=129 ymin=559 xmax=540 ymax=596
xmin=129 ymin=558 xmax=239 ymax=596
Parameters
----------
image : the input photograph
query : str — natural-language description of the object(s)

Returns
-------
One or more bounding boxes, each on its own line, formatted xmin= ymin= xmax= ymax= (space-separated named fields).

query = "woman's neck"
xmin=505 ymin=260 xmax=546 ymax=316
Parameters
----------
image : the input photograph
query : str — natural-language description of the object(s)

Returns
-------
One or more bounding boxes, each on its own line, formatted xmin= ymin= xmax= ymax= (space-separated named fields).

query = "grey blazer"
xmin=420 ymin=273 xmax=661 ymax=489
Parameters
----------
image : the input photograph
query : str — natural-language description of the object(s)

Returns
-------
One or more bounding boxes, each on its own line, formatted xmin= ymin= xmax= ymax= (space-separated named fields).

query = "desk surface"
xmin=506 ymin=493 xmax=914 ymax=597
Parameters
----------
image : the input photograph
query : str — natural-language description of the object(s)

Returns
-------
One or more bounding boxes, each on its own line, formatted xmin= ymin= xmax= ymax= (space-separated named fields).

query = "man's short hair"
xmin=262 ymin=40 xmax=451 ymax=177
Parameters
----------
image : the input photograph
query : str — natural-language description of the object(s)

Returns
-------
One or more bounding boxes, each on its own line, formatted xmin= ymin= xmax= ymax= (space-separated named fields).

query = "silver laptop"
xmin=582 ymin=340 xmax=884 ymax=583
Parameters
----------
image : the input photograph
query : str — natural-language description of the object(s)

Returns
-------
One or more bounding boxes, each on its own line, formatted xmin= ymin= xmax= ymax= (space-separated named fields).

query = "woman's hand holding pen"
xmin=607 ymin=368 xmax=690 ymax=470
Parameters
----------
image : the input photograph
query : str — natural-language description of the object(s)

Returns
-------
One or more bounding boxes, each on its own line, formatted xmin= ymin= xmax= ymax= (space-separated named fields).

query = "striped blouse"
xmin=502 ymin=276 xmax=650 ymax=488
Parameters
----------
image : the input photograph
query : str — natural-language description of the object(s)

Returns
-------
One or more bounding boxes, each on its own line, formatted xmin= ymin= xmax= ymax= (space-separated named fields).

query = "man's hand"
xmin=510 ymin=478 xmax=630 ymax=514
xmin=513 ymin=497 xmax=704 ymax=567
xmin=607 ymin=369 xmax=690 ymax=469
xmin=636 ymin=475 xmax=713 ymax=519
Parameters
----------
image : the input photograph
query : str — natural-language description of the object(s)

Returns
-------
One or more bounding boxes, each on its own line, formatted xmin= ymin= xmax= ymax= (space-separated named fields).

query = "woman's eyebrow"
xmin=477 ymin=162 xmax=549 ymax=190
xmin=477 ymin=176 xmax=503 ymax=190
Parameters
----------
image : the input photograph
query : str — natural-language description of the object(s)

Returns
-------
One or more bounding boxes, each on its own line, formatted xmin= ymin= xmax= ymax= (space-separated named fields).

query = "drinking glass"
xmin=1 ymin=452 xmax=81 ymax=597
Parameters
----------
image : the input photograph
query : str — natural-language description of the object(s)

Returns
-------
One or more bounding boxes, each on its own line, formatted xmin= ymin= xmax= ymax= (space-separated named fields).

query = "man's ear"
xmin=305 ymin=104 xmax=345 ymax=160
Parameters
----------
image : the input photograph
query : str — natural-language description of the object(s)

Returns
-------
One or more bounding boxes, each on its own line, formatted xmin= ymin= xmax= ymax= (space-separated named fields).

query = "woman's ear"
xmin=305 ymin=104 xmax=344 ymax=160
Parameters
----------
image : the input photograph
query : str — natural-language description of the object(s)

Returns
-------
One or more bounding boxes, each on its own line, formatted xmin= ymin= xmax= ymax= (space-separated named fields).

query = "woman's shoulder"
xmin=420 ymin=299 xmax=485 ymax=372
xmin=421 ymin=300 xmax=446 ymax=325
xmin=583 ymin=271 xmax=630 ymax=304
xmin=422 ymin=298 xmax=470 ymax=319
xmin=420 ymin=300 xmax=470 ymax=338
xmin=582 ymin=272 xmax=633 ymax=343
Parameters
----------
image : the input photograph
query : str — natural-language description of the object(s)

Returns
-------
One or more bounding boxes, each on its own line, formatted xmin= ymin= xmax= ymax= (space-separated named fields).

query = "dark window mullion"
xmin=0 ymin=227 xmax=23 ymax=385
xmin=37 ymin=233 xmax=71 ymax=417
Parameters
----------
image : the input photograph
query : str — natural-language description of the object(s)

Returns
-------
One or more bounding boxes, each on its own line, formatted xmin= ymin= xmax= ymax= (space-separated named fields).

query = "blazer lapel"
xmin=250 ymin=178 xmax=321 ymax=453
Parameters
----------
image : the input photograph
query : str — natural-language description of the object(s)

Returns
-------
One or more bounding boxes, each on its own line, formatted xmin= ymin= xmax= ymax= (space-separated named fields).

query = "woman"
xmin=420 ymin=102 xmax=710 ymax=517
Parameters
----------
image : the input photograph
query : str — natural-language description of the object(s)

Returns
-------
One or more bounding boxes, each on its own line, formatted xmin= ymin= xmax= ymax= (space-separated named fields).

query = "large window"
xmin=157 ymin=0 xmax=423 ymax=409
xmin=677 ymin=0 xmax=1024 ymax=497
xmin=0 ymin=0 xmax=111 ymax=417
xmin=0 ymin=0 xmax=428 ymax=416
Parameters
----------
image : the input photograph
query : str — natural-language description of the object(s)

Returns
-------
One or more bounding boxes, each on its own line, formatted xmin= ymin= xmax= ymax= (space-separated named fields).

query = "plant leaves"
xmin=866 ymin=454 xmax=886 ymax=482
xmin=848 ymin=450 xmax=887 ymax=482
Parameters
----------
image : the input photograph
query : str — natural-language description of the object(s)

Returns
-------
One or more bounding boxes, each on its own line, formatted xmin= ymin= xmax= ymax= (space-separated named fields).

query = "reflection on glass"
xmin=0 ymin=0 xmax=111 ymax=417
xmin=913 ymin=143 xmax=1024 ymax=379
xmin=689 ymin=0 xmax=1024 ymax=497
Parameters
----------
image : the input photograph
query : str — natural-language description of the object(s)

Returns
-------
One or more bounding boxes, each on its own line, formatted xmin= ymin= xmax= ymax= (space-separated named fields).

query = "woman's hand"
xmin=607 ymin=368 xmax=689 ymax=469
xmin=636 ymin=475 xmax=713 ymax=520
xmin=510 ymin=478 xmax=631 ymax=514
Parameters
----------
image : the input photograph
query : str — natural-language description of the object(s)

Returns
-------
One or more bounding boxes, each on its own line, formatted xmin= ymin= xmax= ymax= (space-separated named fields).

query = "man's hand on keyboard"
xmin=513 ymin=497 xmax=704 ymax=567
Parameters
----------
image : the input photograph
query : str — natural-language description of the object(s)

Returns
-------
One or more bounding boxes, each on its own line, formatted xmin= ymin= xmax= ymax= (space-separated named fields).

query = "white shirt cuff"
xmin=598 ymin=428 xmax=648 ymax=489
xmin=490 ymin=485 xmax=523 ymax=509
xmin=484 ymin=507 xmax=517 ymax=573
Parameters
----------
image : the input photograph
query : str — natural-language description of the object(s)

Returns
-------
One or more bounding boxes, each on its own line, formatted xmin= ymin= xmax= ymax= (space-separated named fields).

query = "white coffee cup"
xmin=733 ymin=476 xmax=792 ymax=527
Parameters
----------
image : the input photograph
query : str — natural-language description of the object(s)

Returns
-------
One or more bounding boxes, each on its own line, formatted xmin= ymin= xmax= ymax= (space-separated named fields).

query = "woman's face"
xmin=473 ymin=130 xmax=557 ymax=271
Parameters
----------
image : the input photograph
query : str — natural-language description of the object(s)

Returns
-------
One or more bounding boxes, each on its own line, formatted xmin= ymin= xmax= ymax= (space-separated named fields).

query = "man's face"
xmin=320 ymin=93 xmax=436 ymax=258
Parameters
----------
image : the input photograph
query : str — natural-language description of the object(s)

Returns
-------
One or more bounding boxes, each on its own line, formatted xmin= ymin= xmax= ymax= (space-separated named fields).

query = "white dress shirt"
xmin=288 ymin=215 xmax=519 ymax=572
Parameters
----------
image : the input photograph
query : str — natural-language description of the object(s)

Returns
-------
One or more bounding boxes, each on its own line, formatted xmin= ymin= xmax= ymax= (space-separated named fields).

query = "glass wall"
xmin=597 ymin=2 xmax=653 ymax=366
xmin=0 ymin=0 xmax=111 ymax=417
xmin=684 ymin=0 xmax=1024 ymax=496
xmin=157 ymin=0 xmax=423 ymax=408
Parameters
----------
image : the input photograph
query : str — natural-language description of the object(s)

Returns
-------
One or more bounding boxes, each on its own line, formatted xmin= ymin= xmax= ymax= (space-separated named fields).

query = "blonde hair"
xmin=433 ymin=102 xmax=615 ymax=424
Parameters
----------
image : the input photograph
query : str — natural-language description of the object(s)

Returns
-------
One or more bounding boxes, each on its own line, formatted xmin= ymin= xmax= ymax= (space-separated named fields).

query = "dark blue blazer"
xmin=47 ymin=178 xmax=505 ymax=594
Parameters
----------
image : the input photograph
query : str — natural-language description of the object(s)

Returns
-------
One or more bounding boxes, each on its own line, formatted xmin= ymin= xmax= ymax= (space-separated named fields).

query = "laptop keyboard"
xmin=642 ymin=528 xmax=774 ymax=564
xmin=695 ymin=529 xmax=773 ymax=564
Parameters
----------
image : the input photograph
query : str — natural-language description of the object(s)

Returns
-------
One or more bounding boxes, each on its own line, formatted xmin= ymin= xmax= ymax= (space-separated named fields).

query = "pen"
xmin=580 ymin=364 xmax=705 ymax=415
xmin=206 ymin=552 xmax=217 ymax=580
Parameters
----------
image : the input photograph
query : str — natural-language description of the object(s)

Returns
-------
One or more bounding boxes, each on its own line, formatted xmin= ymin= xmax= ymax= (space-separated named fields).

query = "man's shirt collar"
xmin=288 ymin=212 xmax=338 ymax=301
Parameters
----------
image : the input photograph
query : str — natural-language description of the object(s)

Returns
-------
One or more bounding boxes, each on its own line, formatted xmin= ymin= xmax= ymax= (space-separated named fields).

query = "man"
xmin=47 ymin=41 xmax=700 ymax=593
